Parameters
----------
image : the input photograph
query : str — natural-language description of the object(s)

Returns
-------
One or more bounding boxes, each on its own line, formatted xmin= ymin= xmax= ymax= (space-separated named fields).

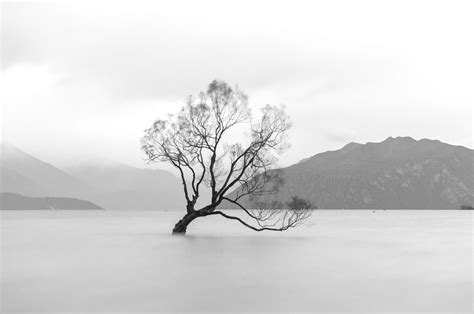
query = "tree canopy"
xmin=142 ymin=80 xmax=312 ymax=234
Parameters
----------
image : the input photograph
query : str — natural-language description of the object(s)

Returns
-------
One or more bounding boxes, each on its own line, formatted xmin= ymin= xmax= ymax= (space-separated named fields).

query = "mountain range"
xmin=1 ymin=143 xmax=87 ymax=198
xmin=0 ymin=142 xmax=185 ymax=210
xmin=65 ymin=158 xmax=184 ymax=210
xmin=0 ymin=192 xmax=104 ymax=210
xmin=229 ymin=137 xmax=473 ymax=209
xmin=1 ymin=137 xmax=473 ymax=210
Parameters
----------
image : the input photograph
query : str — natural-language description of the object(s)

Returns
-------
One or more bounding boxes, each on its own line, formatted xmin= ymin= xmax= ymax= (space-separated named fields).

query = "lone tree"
xmin=141 ymin=80 xmax=312 ymax=234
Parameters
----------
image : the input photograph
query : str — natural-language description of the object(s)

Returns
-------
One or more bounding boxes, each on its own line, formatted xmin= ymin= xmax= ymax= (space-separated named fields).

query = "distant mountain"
xmin=4 ymin=138 xmax=473 ymax=210
xmin=64 ymin=159 xmax=185 ymax=210
xmin=0 ymin=192 xmax=104 ymax=210
xmin=228 ymin=137 xmax=474 ymax=209
xmin=0 ymin=142 xmax=90 ymax=197
xmin=1 ymin=143 xmax=186 ymax=210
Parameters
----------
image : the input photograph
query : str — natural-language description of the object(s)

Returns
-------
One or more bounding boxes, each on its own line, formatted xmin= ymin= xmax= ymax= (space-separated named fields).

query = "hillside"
xmin=3 ymin=138 xmax=473 ymax=210
xmin=0 ymin=192 xmax=104 ymax=210
xmin=1 ymin=143 xmax=186 ymax=210
xmin=229 ymin=137 xmax=474 ymax=209
xmin=0 ymin=142 xmax=90 ymax=198
xmin=65 ymin=159 xmax=185 ymax=210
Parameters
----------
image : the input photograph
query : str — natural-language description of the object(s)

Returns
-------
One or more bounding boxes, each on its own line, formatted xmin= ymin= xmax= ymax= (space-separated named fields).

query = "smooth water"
xmin=1 ymin=210 xmax=472 ymax=313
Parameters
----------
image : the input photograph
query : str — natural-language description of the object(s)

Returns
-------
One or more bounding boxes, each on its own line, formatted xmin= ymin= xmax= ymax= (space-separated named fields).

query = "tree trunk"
xmin=172 ymin=211 xmax=199 ymax=235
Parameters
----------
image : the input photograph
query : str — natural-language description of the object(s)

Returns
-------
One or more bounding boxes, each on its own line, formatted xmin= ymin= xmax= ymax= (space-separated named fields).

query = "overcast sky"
xmin=1 ymin=0 xmax=473 ymax=170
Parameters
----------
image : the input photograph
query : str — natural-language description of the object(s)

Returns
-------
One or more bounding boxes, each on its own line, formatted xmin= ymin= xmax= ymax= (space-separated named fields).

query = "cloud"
xmin=2 ymin=1 xmax=473 ymax=168
xmin=1 ymin=1 xmax=412 ymax=101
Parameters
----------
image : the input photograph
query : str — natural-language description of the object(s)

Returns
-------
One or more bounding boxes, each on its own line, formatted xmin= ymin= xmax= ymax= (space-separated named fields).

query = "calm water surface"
xmin=1 ymin=210 xmax=472 ymax=313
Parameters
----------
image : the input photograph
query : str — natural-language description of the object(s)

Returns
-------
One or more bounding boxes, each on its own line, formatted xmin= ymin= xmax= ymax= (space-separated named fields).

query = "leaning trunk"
xmin=172 ymin=211 xmax=199 ymax=235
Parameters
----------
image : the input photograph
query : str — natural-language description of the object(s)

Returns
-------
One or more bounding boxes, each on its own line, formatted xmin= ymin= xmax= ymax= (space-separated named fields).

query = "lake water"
xmin=1 ymin=210 xmax=472 ymax=313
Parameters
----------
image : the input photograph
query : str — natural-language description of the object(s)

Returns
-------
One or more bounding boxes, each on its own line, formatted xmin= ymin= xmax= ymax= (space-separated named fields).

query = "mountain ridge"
xmin=2 ymin=138 xmax=473 ymax=210
xmin=1 ymin=142 xmax=91 ymax=198
xmin=0 ymin=192 xmax=104 ymax=210
xmin=1 ymin=143 xmax=185 ymax=210
xmin=229 ymin=137 xmax=474 ymax=209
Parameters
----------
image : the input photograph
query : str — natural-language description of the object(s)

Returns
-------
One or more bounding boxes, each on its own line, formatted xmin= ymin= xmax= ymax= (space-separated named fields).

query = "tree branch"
xmin=207 ymin=211 xmax=291 ymax=232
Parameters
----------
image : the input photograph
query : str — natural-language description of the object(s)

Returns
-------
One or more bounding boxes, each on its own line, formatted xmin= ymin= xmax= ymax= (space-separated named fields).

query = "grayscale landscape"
xmin=2 ymin=138 xmax=473 ymax=211
xmin=1 ymin=1 xmax=473 ymax=313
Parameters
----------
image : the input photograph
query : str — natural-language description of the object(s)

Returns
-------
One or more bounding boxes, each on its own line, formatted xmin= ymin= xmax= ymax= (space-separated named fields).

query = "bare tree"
xmin=141 ymin=80 xmax=312 ymax=234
